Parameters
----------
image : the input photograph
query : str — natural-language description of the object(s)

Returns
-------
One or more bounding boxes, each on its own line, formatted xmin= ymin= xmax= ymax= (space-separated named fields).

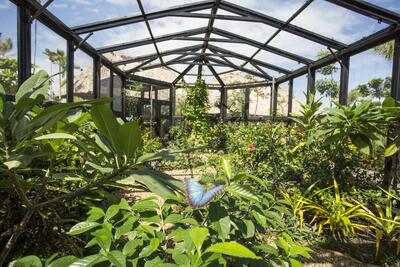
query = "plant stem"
xmin=0 ymin=208 xmax=35 ymax=266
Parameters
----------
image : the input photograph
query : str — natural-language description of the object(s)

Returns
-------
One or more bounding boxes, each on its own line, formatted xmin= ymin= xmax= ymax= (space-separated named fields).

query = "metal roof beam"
xmin=220 ymin=0 xmax=347 ymax=50
xmin=114 ymin=44 xmax=203 ymax=66
xmin=276 ymin=24 xmax=400 ymax=84
xmin=207 ymin=56 xmax=271 ymax=79
xmin=172 ymin=61 xmax=198 ymax=85
xmin=212 ymin=27 xmax=313 ymax=64
xmin=96 ymin=27 xmax=208 ymax=53
xmin=208 ymin=44 xmax=290 ymax=74
xmin=325 ymin=0 xmax=400 ymax=25
xmin=71 ymin=0 xmax=214 ymax=34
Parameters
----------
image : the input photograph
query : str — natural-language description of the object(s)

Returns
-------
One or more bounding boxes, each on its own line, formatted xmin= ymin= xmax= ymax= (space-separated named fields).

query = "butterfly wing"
xmin=184 ymin=178 xmax=225 ymax=208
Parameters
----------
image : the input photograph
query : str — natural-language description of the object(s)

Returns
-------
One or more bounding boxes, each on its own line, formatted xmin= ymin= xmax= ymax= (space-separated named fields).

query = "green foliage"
xmin=0 ymin=57 xmax=18 ymax=94
xmin=315 ymin=50 xmax=339 ymax=102
xmin=0 ymin=71 xmax=184 ymax=264
xmin=183 ymin=78 xmax=210 ymax=144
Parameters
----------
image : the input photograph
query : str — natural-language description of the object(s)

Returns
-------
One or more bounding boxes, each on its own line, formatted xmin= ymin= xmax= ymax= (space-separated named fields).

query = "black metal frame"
xmin=8 ymin=0 xmax=400 ymax=122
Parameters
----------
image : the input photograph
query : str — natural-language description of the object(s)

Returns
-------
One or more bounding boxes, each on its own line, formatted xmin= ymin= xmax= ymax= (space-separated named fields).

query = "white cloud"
xmin=105 ymin=0 xmax=132 ymax=6
xmin=72 ymin=0 xmax=91 ymax=5
xmin=0 ymin=0 xmax=10 ymax=9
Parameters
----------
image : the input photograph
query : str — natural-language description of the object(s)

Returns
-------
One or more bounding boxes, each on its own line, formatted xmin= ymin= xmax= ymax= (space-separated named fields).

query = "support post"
xmin=220 ymin=86 xmax=227 ymax=121
xmin=109 ymin=70 xmax=114 ymax=109
xmin=93 ymin=56 xmax=101 ymax=98
xmin=288 ymin=78 xmax=293 ymax=117
xmin=121 ymin=77 xmax=126 ymax=118
xmin=169 ymin=85 xmax=175 ymax=125
xmin=17 ymin=5 xmax=31 ymax=87
xmin=339 ymin=56 xmax=350 ymax=105
xmin=66 ymin=39 xmax=74 ymax=102
xmin=244 ymin=87 xmax=250 ymax=121
xmin=384 ymin=33 xmax=400 ymax=190
xmin=307 ymin=67 xmax=315 ymax=102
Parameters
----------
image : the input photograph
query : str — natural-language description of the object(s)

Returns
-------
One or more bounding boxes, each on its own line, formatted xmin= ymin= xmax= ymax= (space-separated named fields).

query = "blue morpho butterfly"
xmin=184 ymin=178 xmax=226 ymax=208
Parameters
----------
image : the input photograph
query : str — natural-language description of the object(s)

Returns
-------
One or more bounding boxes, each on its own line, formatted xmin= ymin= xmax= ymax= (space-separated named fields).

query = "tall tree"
xmin=315 ymin=50 xmax=339 ymax=107
xmin=43 ymin=48 xmax=66 ymax=98
xmin=0 ymin=36 xmax=18 ymax=94
xmin=0 ymin=37 xmax=13 ymax=57
xmin=374 ymin=41 xmax=394 ymax=61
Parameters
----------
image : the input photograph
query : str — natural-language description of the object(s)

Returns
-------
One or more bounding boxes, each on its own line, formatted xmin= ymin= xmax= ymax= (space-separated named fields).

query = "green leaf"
xmin=34 ymin=133 xmax=76 ymax=141
xmin=123 ymin=239 xmax=142 ymax=256
xmin=117 ymin=120 xmax=141 ymax=159
xmin=105 ymin=204 xmax=120 ymax=221
xmin=243 ymin=219 xmax=255 ymax=239
xmin=9 ymin=255 xmax=42 ymax=267
xmin=385 ymin=142 xmax=399 ymax=157
xmin=227 ymin=183 xmax=258 ymax=202
xmin=205 ymin=242 xmax=260 ymax=259
xmin=212 ymin=216 xmax=230 ymax=241
xmin=0 ymin=83 xmax=4 ymax=111
xmin=52 ymin=173 xmax=84 ymax=182
xmin=164 ymin=214 xmax=183 ymax=224
xmin=3 ymin=155 xmax=32 ymax=169
xmin=222 ymin=158 xmax=233 ymax=181
xmin=150 ymin=238 xmax=160 ymax=251
xmin=67 ymin=221 xmax=101 ymax=235
xmin=119 ymin=168 xmax=182 ymax=198
xmin=90 ymin=104 xmax=121 ymax=155
xmin=189 ymin=227 xmax=209 ymax=252
xmin=15 ymin=70 xmax=50 ymax=103
xmin=115 ymin=216 xmax=137 ymax=239
xmin=289 ymin=258 xmax=304 ymax=267
xmin=107 ymin=251 xmax=126 ymax=267
xmin=48 ymin=256 xmax=79 ymax=267
xmin=350 ymin=133 xmax=371 ymax=155
xmin=69 ymin=254 xmax=107 ymax=267
xmin=382 ymin=97 xmax=396 ymax=108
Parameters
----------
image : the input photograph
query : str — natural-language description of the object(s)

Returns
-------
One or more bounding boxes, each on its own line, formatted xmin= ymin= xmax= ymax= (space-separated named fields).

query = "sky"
xmin=0 ymin=0 xmax=399 ymax=104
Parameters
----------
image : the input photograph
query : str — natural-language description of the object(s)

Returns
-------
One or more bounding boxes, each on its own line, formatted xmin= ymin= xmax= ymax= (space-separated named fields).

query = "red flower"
xmin=361 ymin=159 xmax=369 ymax=165
xmin=249 ymin=144 xmax=255 ymax=153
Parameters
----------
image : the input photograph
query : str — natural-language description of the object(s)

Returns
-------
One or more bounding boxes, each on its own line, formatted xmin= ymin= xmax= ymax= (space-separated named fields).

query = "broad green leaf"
xmin=91 ymin=104 xmax=121 ymax=155
xmin=84 ymin=161 xmax=113 ymax=174
xmin=204 ymin=242 xmax=260 ymax=259
xmin=9 ymin=255 xmax=42 ymax=267
xmin=69 ymin=254 xmax=107 ymax=267
xmin=382 ymin=97 xmax=396 ymax=108
xmin=117 ymin=120 xmax=141 ymax=159
xmin=107 ymin=251 xmax=126 ymax=267
xmin=289 ymin=258 xmax=304 ymax=267
xmin=212 ymin=216 xmax=230 ymax=241
xmin=150 ymin=238 xmax=160 ymax=251
xmin=123 ymin=239 xmax=143 ymax=256
xmin=67 ymin=221 xmax=101 ymax=235
xmin=92 ymin=228 xmax=113 ymax=252
xmin=139 ymin=245 xmax=154 ymax=258
xmin=16 ymin=70 xmax=49 ymax=103
xmin=350 ymin=133 xmax=371 ymax=155
xmin=385 ymin=142 xmax=400 ymax=157
xmin=4 ymin=155 xmax=32 ymax=169
xmin=243 ymin=219 xmax=255 ymax=239
xmin=86 ymin=207 xmax=105 ymax=222
xmin=119 ymin=168 xmax=182 ymax=198
xmin=222 ymin=158 xmax=232 ymax=181
xmin=34 ymin=133 xmax=76 ymax=141
xmin=164 ymin=214 xmax=183 ymax=224
xmin=105 ymin=204 xmax=120 ymax=221
xmin=115 ymin=216 xmax=137 ymax=239
xmin=52 ymin=173 xmax=84 ymax=182
xmin=227 ymin=183 xmax=258 ymax=202
xmin=189 ymin=227 xmax=209 ymax=252
xmin=48 ymin=256 xmax=79 ymax=267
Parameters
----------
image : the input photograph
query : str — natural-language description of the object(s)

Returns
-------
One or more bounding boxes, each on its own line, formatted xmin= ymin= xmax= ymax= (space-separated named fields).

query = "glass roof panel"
xmin=366 ymin=0 xmax=400 ymax=14
xmin=148 ymin=17 xmax=207 ymax=37
xmin=142 ymin=0 xmax=204 ymax=12
xmin=213 ymin=19 xmax=276 ymax=42
xmin=157 ymin=40 xmax=204 ymax=53
xmin=110 ymin=44 xmax=157 ymax=61
xmin=207 ymin=42 xmax=258 ymax=57
xmin=226 ymin=0 xmax=309 ymax=21
xmin=48 ymin=0 xmax=140 ymax=27
xmin=253 ymin=50 xmax=304 ymax=71
xmin=291 ymin=0 xmax=387 ymax=44
xmin=268 ymin=31 xmax=328 ymax=60
xmin=86 ymin=22 xmax=150 ymax=48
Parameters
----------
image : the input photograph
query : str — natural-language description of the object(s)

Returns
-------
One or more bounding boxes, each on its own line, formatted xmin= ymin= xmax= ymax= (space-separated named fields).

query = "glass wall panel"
xmin=0 ymin=3 xmax=18 ymax=96
xmin=100 ymin=65 xmax=110 ymax=98
xmin=113 ymin=75 xmax=122 ymax=112
xmin=31 ymin=21 xmax=66 ymax=101
xmin=74 ymin=49 xmax=93 ymax=101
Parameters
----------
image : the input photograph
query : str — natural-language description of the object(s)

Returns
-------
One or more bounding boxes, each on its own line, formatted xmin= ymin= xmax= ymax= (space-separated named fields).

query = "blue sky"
xmin=0 ymin=0 xmax=399 ymax=104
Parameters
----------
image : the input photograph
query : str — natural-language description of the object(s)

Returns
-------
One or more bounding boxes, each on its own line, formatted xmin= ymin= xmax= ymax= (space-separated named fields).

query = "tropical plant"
xmin=315 ymin=50 xmax=339 ymax=105
xmin=43 ymin=48 xmax=67 ymax=98
xmin=0 ymin=70 xmax=184 ymax=265
xmin=374 ymin=41 xmax=394 ymax=60
xmin=361 ymin=189 xmax=400 ymax=255
xmin=0 ymin=36 xmax=13 ymax=57
xmin=304 ymin=179 xmax=367 ymax=240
